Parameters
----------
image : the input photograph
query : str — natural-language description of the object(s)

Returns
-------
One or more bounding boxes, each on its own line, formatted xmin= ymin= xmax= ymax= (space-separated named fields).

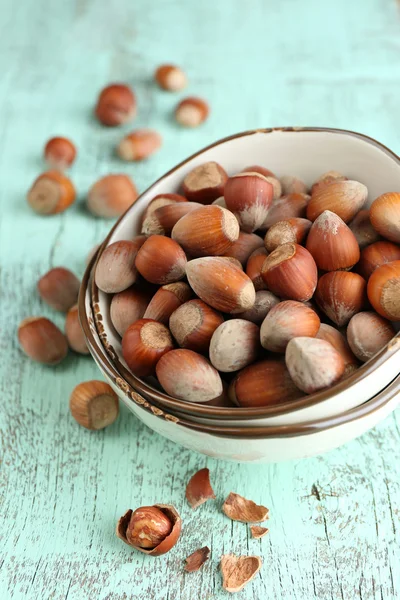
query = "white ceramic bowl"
xmin=89 ymin=127 xmax=400 ymax=427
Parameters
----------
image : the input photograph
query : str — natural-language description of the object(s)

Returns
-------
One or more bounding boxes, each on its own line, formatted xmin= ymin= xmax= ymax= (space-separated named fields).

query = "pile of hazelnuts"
xmin=95 ymin=162 xmax=400 ymax=408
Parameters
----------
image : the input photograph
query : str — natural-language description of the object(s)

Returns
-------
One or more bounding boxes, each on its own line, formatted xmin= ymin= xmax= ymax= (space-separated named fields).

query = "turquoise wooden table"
xmin=1 ymin=0 xmax=400 ymax=598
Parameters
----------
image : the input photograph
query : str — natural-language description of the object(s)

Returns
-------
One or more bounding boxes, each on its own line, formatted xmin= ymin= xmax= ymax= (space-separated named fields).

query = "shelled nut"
xmin=69 ymin=380 xmax=118 ymax=429
xmin=348 ymin=209 xmax=381 ymax=249
xmin=222 ymin=232 xmax=264 ymax=265
xmin=260 ymin=300 xmax=320 ymax=352
xmin=44 ymin=137 xmax=76 ymax=170
xmin=87 ymin=174 xmax=138 ymax=218
xmin=314 ymin=271 xmax=366 ymax=327
xmin=370 ymin=192 xmax=400 ymax=243
xmin=280 ymin=175 xmax=308 ymax=196
xmin=238 ymin=290 xmax=280 ymax=324
xmin=367 ymin=260 xmax=400 ymax=320
xmin=306 ymin=210 xmax=360 ymax=271
xmin=110 ymin=287 xmax=150 ymax=337
xmin=307 ymin=179 xmax=367 ymax=223
xmin=117 ymin=129 xmax=162 ymax=161
xmin=27 ymin=170 xmax=76 ymax=215
xmin=264 ymin=218 xmax=312 ymax=252
xmin=347 ymin=312 xmax=396 ymax=362
xmin=182 ymin=161 xmax=228 ymax=204
xmin=95 ymin=239 xmax=145 ymax=293
xmin=209 ymin=319 xmax=260 ymax=372
xmin=95 ymin=83 xmax=136 ymax=126
xmin=262 ymin=193 xmax=310 ymax=229
xmin=37 ymin=267 xmax=80 ymax=312
xmin=261 ymin=243 xmax=317 ymax=301
xmin=122 ymin=319 xmax=174 ymax=377
xmin=135 ymin=235 xmax=187 ymax=284
xmin=141 ymin=201 xmax=202 ymax=236
xmin=65 ymin=304 xmax=89 ymax=354
xmin=175 ymin=97 xmax=209 ymax=127
xmin=245 ymin=248 xmax=269 ymax=291
xmin=316 ymin=323 xmax=359 ymax=375
xmin=154 ymin=64 xmax=187 ymax=91
xmin=224 ymin=172 xmax=274 ymax=232
xmin=18 ymin=317 xmax=68 ymax=365
xmin=169 ymin=299 xmax=223 ymax=354
xmin=356 ymin=241 xmax=400 ymax=280
xmin=143 ymin=282 xmax=192 ymax=324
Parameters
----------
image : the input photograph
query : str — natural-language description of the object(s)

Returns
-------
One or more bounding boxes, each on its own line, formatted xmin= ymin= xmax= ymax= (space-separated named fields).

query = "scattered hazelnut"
xmin=314 ymin=271 xmax=367 ymax=327
xmin=250 ymin=526 xmax=269 ymax=539
xmin=87 ymin=174 xmax=138 ymax=218
xmin=175 ymin=97 xmax=209 ymax=127
xmin=171 ymin=205 xmax=239 ymax=257
xmin=182 ymin=161 xmax=228 ymax=204
xmin=221 ymin=554 xmax=263 ymax=594
xmin=135 ymin=235 xmax=187 ymax=284
xmin=347 ymin=312 xmax=395 ymax=362
xmin=69 ymin=380 xmax=118 ymax=429
xmin=18 ymin=317 xmax=68 ymax=365
xmin=367 ymin=260 xmax=400 ymax=320
xmin=117 ymin=504 xmax=181 ymax=556
xmin=348 ymin=209 xmax=381 ymax=249
xmin=264 ymin=217 xmax=312 ymax=252
xmin=156 ymin=349 xmax=223 ymax=403
xmin=186 ymin=468 xmax=216 ymax=509
xmin=370 ymin=192 xmax=400 ymax=243
xmin=95 ymin=83 xmax=136 ymax=126
xmin=262 ymin=192 xmax=310 ymax=229
xmin=222 ymin=232 xmax=264 ymax=265
xmin=316 ymin=323 xmax=359 ymax=375
xmin=307 ymin=179 xmax=368 ymax=223
xmin=222 ymin=492 xmax=269 ymax=522
xmin=37 ymin=267 xmax=80 ymax=312
xmin=224 ymin=172 xmax=274 ymax=232
xmin=285 ymin=337 xmax=345 ymax=394
xmin=95 ymin=238 xmax=145 ymax=293
xmin=44 ymin=137 xmax=76 ymax=170
xmin=141 ymin=201 xmax=202 ymax=236
xmin=110 ymin=287 xmax=150 ymax=337
xmin=122 ymin=319 xmax=174 ymax=377
xmin=260 ymin=300 xmax=320 ymax=352
xmin=65 ymin=304 xmax=89 ymax=354
xmin=27 ymin=170 xmax=76 ymax=215
xmin=238 ymin=290 xmax=280 ymax=324
xmin=185 ymin=547 xmax=210 ymax=572
xmin=117 ymin=129 xmax=162 ymax=161
xmin=154 ymin=64 xmax=187 ymax=91
xmin=306 ymin=210 xmax=360 ymax=271
xmin=209 ymin=319 xmax=260 ymax=372
xmin=143 ymin=282 xmax=192 ymax=324
xmin=356 ymin=241 xmax=400 ymax=280
xmin=280 ymin=175 xmax=308 ymax=196
xmin=186 ymin=257 xmax=256 ymax=314
xmin=245 ymin=248 xmax=269 ymax=291
xmin=169 ymin=299 xmax=224 ymax=354
xmin=261 ymin=243 xmax=318 ymax=301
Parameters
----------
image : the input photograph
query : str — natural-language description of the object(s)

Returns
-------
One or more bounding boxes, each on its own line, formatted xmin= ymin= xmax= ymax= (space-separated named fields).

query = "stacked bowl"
xmin=79 ymin=127 xmax=400 ymax=463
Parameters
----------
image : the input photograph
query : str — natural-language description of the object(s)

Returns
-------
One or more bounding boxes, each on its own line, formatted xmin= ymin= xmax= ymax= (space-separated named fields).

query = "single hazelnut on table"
xmin=110 ymin=287 xmax=150 ymax=337
xmin=122 ymin=318 xmax=173 ymax=377
xmin=117 ymin=504 xmax=181 ymax=556
xmin=27 ymin=170 xmax=76 ymax=215
xmin=87 ymin=174 xmax=138 ymax=218
xmin=222 ymin=232 xmax=264 ymax=265
xmin=95 ymin=238 xmax=145 ymax=293
xmin=370 ymin=192 xmax=400 ymax=243
xmin=141 ymin=193 xmax=187 ymax=224
xmin=245 ymin=248 xmax=269 ymax=291
xmin=314 ymin=271 xmax=367 ymax=327
xmin=175 ymin=97 xmax=209 ymax=127
xmin=238 ymin=290 xmax=280 ymax=324
xmin=141 ymin=201 xmax=202 ymax=236
xmin=221 ymin=554 xmax=263 ymax=593
xmin=65 ymin=304 xmax=89 ymax=354
xmin=169 ymin=299 xmax=224 ymax=354
xmin=186 ymin=467 xmax=216 ymax=509
xmin=347 ymin=311 xmax=395 ymax=362
xmin=260 ymin=300 xmax=320 ymax=353
xmin=154 ymin=64 xmax=187 ymax=91
xmin=310 ymin=171 xmax=347 ymax=196
xmin=186 ymin=257 xmax=256 ymax=314
xmin=262 ymin=192 xmax=310 ymax=229
xmin=264 ymin=217 xmax=312 ymax=252
xmin=135 ymin=235 xmax=187 ymax=284
xmin=171 ymin=205 xmax=239 ymax=257
xmin=18 ymin=317 xmax=68 ymax=365
xmin=367 ymin=260 xmax=400 ymax=320
xmin=209 ymin=319 xmax=260 ymax=372
xmin=261 ymin=243 xmax=318 ymax=302
xmin=241 ymin=166 xmax=282 ymax=200
xmin=117 ymin=129 xmax=162 ymax=161
xmin=69 ymin=380 xmax=118 ymax=429
xmin=182 ymin=161 xmax=228 ymax=204
xmin=44 ymin=136 xmax=76 ymax=170
xmin=280 ymin=174 xmax=308 ymax=196
xmin=356 ymin=241 xmax=400 ymax=280
xmin=306 ymin=210 xmax=360 ymax=271
xmin=316 ymin=323 xmax=359 ymax=376
xmin=37 ymin=267 xmax=80 ymax=312
xmin=230 ymin=359 xmax=301 ymax=408
xmin=156 ymin=349 xmax=223 ymax=403
xmin=95 ymin=83 xmax=136 ymax=126
xmin=348 ymin=209 xmax=381 ymax=249
xmin=285 ymin=337 xmax=345 ymax=394
xmin=307 ymin=179 xmax=367 ymax=223
xmin=224 ymin=172 xmax=274 ymax=232
xmin=143 ymin=282 xmax=192 ymax=324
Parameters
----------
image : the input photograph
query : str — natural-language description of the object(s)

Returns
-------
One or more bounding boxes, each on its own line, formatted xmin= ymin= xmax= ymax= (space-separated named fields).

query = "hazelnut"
xmin=241 ymin=165 xmax=276 ymax=178
xmin=95 ymin=83 xmax=136 ymax=126
xmin=314 ymin=271 xmax=367 ymax=327
xmin=367 ymin=260 xmax=400 ymax=320
xmin=169 ymin=299 xmax=224 ymax=354
xmin=87 ymin=174 xmax=138 ymax=218
xmin=348 ymin=209 xmax=381 ymax=249
xmin=260 ymin=300 xmax=320 ymax=352
xmin=117 ymin=504 xmax=181 ymax=556
xmin=44 ymin=137 xmax=76 ymax=170
xmin=285 ymin=337 xmax=345 ymax=394
xmin=262 ymin=192 xmax=310 ymax=229
xmin=261 ymin=243 xmax=318 ymax=302
xmin=264 ymin=217 xmax=312 ymax=252
xmin=222 ymin=232 xmax=264 ymax=265
xmin=69 ymin=380 xmax=118 ymax=429
xmin=306 ymin=210 xmax=360 ymax=271
xmin=238 ymin=290 xmax=280 ymax=324
xmin=110 ymin=287 xmax=150 ymax=337
xmin=27 ymin=170 xmax=76 ymax=215
xmin=186 ymin=257 xmax=256 ymax=314
xmin=154 ymin=64 xmax=187 ymax=91
xmin=141 ymin=201 xmax=202 ymax=236
xmin=316 ymin=323 xmax=359 ymax=376
xmin=280 ymin=175 xmax=308 ymax=195
xmin=135 ymin=235 xmax=187 ymax=284
xmin=182 ymin=161 xmax=228 ymax=204
xmin=224 ymin=172 xmax=274 ymax=232
xmin=37 ymin=267 xmax=80 ymax=312
xmin=370 ymin=192 xmax=400 ymax=243
xmin=156 ymin=349 xmax=223 ymax=403
xmin=221 ymin=554 xmax=263 ymax=594
xmin=95 ymin=238 xmax=145 ymax=293
xmin=245 ymin=248 xmax=269 ymax=291
xmin=122 ymin=319 xmax=174 ymax=377
xmin=175 ymin=97 xmax=209 ymax=127
xmin=143 ymin=282 xmax=192 ymax=324
xmin=347 ymin=312 xmax=395 ymax=362
xmin=141 ymin=193 xmax=187 ymax=224
xmin=307 ymin=179 xmax=368 ymax=223
xmin=311 ymin=171 xmax=347 ymax=196
xmin=241 ymin=166 xmax=281 ymax=199
xmin=171 ymin=205 xmax=239 ymax=257
xmin=117 ymin=129 xmax=162 ymax=161
xmin=356 ymin=241 xmax=400 ymax=280
xmin=186 ymin=468 xmax=216 ymax=509
xmin=209 ymin=319 xmax=260 ymax=372
xmin=18 ymin=317 xmax=68 ymax=365
xmin=65 ymin=304 xmax=89 ymax=354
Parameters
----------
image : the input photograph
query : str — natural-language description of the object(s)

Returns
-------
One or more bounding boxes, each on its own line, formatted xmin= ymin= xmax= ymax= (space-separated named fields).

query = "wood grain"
xmin=1 ymin=0 xmax=400 ymax=598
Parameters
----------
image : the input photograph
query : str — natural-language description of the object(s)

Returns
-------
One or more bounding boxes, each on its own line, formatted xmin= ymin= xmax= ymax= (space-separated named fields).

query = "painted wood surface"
xmin=1 ymin=0 xmax=400 ymax=598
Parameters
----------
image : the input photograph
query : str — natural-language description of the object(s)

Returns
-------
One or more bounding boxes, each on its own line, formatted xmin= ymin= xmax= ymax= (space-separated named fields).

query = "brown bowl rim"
xmin=83 ymin=126 xmax=400 ymax=421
